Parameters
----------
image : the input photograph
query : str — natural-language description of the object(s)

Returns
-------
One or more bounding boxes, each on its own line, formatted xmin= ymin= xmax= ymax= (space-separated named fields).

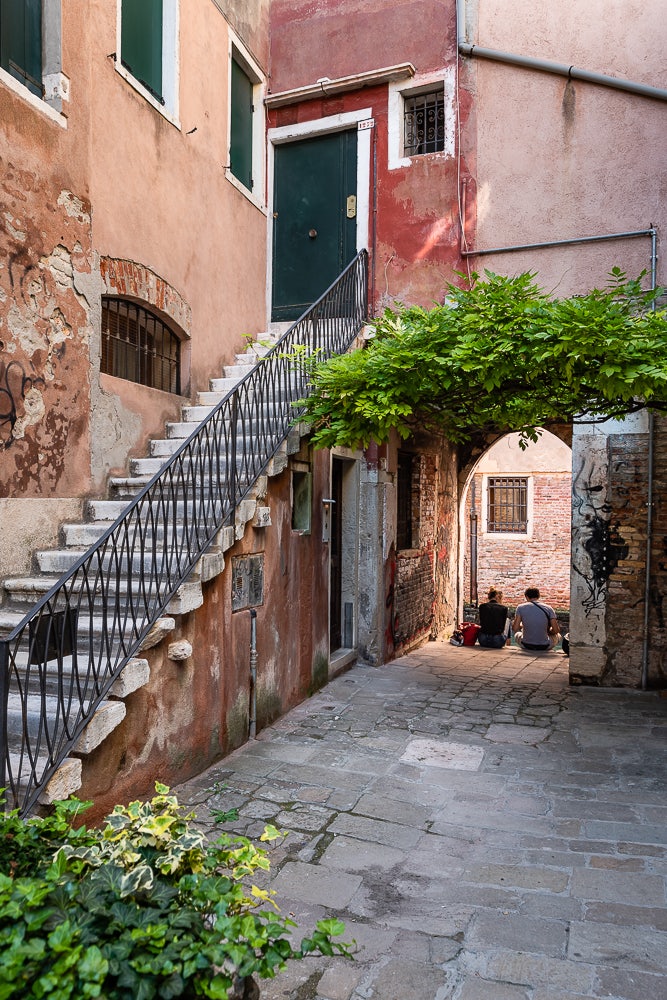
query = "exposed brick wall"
xmin=395 ymin=551 xmax=435 ymax=646
xmin=464 ymin=472 xmax=571 ymax=609
xmin=603 ymin=424 xmax=667 ymax=687
xmin=100 ymin=257 xmax=192 ymax=336
xmin=392 ymin=452 xmax=438 ymax=649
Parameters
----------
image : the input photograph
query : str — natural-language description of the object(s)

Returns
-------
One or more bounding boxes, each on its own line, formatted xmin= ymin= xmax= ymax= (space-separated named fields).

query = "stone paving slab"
xmin=174 ymin=642 xmax=667 ymax=1000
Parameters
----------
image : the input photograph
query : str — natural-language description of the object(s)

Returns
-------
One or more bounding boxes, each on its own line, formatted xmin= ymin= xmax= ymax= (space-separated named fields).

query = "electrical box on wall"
xmin=231 ymin=554 xmax=264 ymax=611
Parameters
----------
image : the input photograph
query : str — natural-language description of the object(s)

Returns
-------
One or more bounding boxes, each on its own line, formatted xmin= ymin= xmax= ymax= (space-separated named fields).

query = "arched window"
xmin=101 ymin=297 xmax=181 ymax=394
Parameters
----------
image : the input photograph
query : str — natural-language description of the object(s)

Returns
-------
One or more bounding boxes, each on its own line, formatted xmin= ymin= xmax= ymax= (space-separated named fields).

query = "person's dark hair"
xmin=487 ymin=587 xmax=500 ymax=600
xmin=525 ymin=587 xmax=540 ymax=600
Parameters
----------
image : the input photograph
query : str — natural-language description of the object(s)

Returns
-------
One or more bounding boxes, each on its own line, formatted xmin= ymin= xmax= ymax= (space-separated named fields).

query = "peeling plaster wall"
xmin=0 ymin=164 xmax=93 ymax=499
xmin=569 ymin=413 xmax=652 ymax=687
xmin=76 ymin=445 xmax=333 ymax=817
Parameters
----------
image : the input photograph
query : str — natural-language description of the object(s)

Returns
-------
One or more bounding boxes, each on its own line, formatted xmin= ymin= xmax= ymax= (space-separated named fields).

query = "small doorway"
xmin=272 ymin=130 xmax=358 ymax=322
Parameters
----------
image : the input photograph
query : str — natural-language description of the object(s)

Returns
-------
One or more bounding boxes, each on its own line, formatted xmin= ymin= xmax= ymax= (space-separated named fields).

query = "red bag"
xmin=459 ymin=622 xmax=480 ymax=646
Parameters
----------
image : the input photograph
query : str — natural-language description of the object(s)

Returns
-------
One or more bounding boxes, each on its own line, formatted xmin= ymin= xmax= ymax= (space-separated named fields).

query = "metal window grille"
xmin=487 ymin=477 xmax=528 ymax=533
xmin=404 ymin=89 xmax=445 ymax=156
xmin=101 ymin=298 xmax=180 ymax=394
xmin=397 ymin=452 xmax=415 ymax=549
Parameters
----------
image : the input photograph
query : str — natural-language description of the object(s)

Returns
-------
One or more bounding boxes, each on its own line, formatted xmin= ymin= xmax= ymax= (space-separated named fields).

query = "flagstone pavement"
xmin=174 ymin=641 xmax=667 ymax=1000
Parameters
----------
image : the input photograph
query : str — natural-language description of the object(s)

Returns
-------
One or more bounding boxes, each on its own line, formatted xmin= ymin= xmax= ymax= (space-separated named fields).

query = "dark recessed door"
xmin=272 ymin=130 xmax=357 ymax=322
xmin=329 ymin=458 xmax=344 ymax=652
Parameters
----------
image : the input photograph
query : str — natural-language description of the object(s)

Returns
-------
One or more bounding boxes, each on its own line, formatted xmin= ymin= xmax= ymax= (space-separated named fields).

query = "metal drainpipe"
xmin=249 ymin=608 xmax=257 ymax=738
xmin=469 ymin=479 xmax=478 ymax=606
xmin=641 ymin=226 xmax=659 ymax=690
xmin=456 ymin=0 xmax=667 ymax=103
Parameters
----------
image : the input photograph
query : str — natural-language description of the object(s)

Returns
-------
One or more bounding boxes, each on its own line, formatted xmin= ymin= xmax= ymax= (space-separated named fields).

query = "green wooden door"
xmin=272 ymin=130 xmax=357 ymax=322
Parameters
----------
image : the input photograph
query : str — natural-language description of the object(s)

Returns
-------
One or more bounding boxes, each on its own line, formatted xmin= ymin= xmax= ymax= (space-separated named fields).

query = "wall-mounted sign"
xmin=358 ymin=118 xmax=375 ymax=131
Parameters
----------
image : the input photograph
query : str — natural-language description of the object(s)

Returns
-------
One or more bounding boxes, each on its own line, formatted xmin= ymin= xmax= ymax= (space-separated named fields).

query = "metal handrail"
xmin=0 ymin=251 xmax=368 ymax=814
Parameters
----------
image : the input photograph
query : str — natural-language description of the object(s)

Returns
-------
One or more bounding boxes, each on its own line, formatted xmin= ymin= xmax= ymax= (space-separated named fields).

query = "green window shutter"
xmin=0 ymin=0 xmax=43 ymax=97
xmin=121 ymin=0 xmax=163 ymax=102
xmin=230 ymin=58 xmax=253 ymax=190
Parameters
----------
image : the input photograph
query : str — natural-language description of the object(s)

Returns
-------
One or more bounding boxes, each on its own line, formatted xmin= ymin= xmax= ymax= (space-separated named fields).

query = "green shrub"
xmin=0 ymin=784 xmax=351 ymax=999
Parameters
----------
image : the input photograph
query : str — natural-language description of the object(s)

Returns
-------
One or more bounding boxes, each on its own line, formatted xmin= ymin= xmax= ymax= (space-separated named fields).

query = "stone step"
xmin=109 ymin=475 xmax=153 ymax=497
xmin=85 ymin=499 xmax=131 ymax=522
xmin=7 ymin=751 xmax=83 ymax=806
xmin=2 ymin=650 xmax=150 ymax=702
xmin=7 ymin=693 xmax=126 ymax=753
xmin=224 ymin=362 xmax=254 ymax=379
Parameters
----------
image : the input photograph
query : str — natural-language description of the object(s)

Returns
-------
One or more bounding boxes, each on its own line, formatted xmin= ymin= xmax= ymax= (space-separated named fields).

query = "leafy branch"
xmin=297 ymin=269 xmax=667 ymax=449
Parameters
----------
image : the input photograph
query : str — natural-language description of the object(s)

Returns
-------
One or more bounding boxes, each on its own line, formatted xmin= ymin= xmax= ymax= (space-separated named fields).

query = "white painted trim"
xmin=388 ymin=68 xmax=456 ymax=170
xmin=115 ymin=0 xmax=180 ymax=127
xmin=225 ymin=30 xmax=267 ymax=211
xmin=265 ymin=63 xmax=414 ymax=109
xmin=0 ymin=67 xmax=67 ymax=127
xmin=267 ymin=108 xmax=373 ymax=318
xmin=481 ymin=474 xmax=534 ymax=540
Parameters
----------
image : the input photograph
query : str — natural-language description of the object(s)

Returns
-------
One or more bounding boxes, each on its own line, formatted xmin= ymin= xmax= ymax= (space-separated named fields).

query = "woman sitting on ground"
xmin=477 ymin=588 xmax=510 ymax=648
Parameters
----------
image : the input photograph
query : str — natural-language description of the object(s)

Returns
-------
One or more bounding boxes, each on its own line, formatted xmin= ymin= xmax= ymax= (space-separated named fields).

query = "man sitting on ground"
xmin=512 ymin=587 xmax=560 ymax=651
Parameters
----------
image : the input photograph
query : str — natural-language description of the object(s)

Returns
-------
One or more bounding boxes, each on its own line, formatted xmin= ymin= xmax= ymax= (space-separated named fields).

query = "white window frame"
xmin=225 ymin=33 xmax=266 ymax=210
xmin=0 ymin=0 xmax=68 ymax=127
xmin=481 ymin=474 xmax=534 ymax=540
xmin=115 ymin=0 xmax=180 ymax=127
xmin=388 ymin=69 xmax=455 ymax=170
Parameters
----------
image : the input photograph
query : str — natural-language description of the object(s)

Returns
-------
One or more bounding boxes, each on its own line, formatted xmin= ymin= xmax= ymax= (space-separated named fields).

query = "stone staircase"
xmin=0 ymin=328 xmax=302 ymax=808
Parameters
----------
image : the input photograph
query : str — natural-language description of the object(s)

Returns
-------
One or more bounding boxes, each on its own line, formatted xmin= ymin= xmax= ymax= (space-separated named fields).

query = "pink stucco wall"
xmin=461 ymin=0 xmax=666 ymax=295
xmin=1 ymin=1 xmax=270 ymax=563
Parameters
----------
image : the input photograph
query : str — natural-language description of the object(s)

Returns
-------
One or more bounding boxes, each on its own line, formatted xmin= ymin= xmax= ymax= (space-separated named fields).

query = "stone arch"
xmin=458 ymin=427 xmax=573 ymax=621
xmin=99 ymin=257 xmax=192 ymax=393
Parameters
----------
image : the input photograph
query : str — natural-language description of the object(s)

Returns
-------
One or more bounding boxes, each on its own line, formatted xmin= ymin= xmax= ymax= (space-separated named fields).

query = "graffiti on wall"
xmin=0 ymin=360 xmax=45 ymax=449
xmin=571 ymin=451 xmax=628 ymax=615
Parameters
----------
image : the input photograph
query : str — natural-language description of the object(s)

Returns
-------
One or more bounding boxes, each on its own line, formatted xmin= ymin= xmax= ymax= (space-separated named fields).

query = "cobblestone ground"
xmin=174 ymin=642 xmax=667 ymax=1000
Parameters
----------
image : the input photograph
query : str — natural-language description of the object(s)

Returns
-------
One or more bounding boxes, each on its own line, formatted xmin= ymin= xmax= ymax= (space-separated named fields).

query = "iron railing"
xmin=0 ymin=250 xmax=368 ymax=815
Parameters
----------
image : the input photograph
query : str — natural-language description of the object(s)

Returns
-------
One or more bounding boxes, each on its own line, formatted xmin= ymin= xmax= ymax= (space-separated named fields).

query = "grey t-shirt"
xmin=516 ymin=600 xmax=555 ymax=645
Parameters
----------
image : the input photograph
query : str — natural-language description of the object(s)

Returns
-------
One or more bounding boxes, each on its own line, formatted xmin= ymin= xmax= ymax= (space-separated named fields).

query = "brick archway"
xmin=100 ymin=257 xmax=192 ymax=339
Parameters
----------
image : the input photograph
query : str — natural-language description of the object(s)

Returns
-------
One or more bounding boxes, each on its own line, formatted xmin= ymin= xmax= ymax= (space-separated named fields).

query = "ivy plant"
xmin=297 ymin=269 xmax=667 ymax=449
xmin=0 ymin=784 xmax=351 ymax=999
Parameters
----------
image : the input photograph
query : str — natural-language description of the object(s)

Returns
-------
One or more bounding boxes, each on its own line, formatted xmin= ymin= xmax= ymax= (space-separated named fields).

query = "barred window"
xmin=101 ymin=298 xmax=181 ymax=394
xmin=487 ymin=477 xmax=528 ymax=533
xmin=404 ymin=88 xmax=444 ymax=156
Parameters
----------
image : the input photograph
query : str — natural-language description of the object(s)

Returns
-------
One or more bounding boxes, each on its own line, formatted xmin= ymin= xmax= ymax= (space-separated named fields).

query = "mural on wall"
xmin=571 ymin=450 xmax=628 ymax=616
xmin=0 ymin=360 xmax=45 ymax=449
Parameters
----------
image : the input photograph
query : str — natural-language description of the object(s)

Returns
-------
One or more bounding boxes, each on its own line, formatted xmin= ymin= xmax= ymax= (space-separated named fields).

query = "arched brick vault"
xmin=457 ymin=422 xmax=573 ymax=492
xmin=99 ymin=257 xmax=192 ymax=339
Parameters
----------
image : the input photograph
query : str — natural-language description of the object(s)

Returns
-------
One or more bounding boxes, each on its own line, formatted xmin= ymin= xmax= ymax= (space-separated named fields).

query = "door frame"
xmin=267 ymin=107 xmax=373 ymax=324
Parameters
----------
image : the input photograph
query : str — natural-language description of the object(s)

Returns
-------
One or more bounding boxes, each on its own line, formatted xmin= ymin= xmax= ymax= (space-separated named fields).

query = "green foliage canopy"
xmin=299 ymin=270 xmax=667 ymax=449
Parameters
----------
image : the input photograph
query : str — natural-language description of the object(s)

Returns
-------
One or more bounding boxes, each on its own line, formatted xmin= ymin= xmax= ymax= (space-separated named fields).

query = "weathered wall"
xmin=1 ymin=0 xmax=271 ymax=572
xmin=462 ymin=0 xmax=666 ymax=294
xmin=269 ymin=0 xmax=454 ymax=93
xmin=77 ymin=448 xmax=331 ymax=818
xmin=267 ymin=0 xmax=471 ymax=313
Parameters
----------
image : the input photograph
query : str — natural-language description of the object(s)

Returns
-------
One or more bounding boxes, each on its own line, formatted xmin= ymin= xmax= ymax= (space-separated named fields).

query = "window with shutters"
xmin=231 ymin=57 xmax=253 ymax=189
xmin=118 ymin=0 xmax=178 ymax=118
xmin=101 ymin=298 xmax=181 ymax=394
xmin=226 ymin=40 xmax=265 ymax=204
xmin=0 ymin=0 xmax=42 ymax=96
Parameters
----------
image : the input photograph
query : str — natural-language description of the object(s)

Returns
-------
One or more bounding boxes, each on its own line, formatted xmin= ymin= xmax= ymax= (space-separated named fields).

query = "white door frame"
xmin=266 ymin=107 xmax=373 ymax=323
